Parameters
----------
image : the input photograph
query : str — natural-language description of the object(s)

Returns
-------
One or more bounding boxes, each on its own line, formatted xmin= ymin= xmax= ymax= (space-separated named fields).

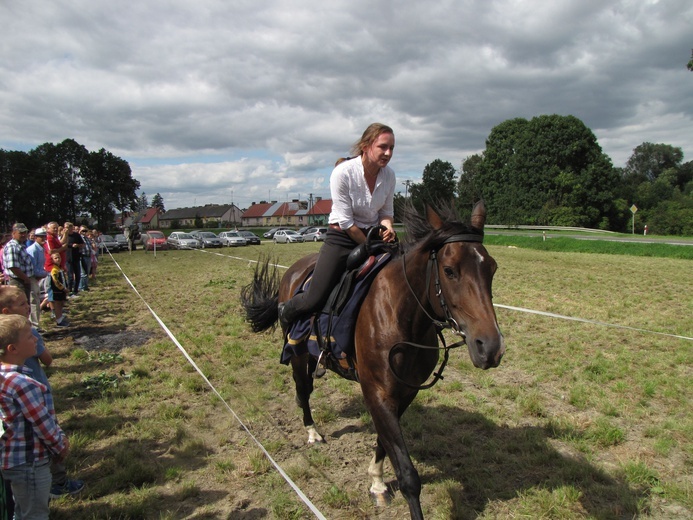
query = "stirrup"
xmin=313 ymin=351 xmax=327 ymax=379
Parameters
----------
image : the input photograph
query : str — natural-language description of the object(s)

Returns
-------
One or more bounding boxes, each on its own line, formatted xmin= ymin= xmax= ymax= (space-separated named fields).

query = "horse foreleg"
xmin=290 ymin=353 xmax=324 ymax=444
xmin=367 ymin=402 xmax=423 ymax=520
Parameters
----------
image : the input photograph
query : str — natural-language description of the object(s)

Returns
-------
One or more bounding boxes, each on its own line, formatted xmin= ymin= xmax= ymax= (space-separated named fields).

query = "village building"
xmin=240 ymin=199 xmax=331 ymax=228
xmin=159 ymin=204 xmax=243 ymax=229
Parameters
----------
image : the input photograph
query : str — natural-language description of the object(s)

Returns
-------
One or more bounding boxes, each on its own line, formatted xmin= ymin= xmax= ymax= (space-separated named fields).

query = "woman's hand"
xmin=381 ymin=227 xmax=396 ymax=242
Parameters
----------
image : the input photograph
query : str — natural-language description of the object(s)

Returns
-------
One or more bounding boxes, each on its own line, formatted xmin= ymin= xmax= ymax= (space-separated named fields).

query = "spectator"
xmin=63 ymin=223 xmax=84 ymax=298
xmin=90 ymin=230 xmax=100 ymax=279
xmin=1 ymin=223 xmax=34 ymax=303
xmin=46 ymin=252 xmax=70 ymax=328
xmin=0 ymin=286 xmax=85 ymax=499
xmin=0 ymin=314 xmax=71 ymax=520
xmin=43 ymin=222 xmax=67 ymax=273
xmin=26 ymin=229 xmax=48 ymax=331
xmin=78 ymin=227 xmax=93 ymax=292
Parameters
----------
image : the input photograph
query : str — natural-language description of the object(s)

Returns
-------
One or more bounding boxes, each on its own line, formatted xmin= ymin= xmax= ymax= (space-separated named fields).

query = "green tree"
xmin=474 ymin=115 xmax=620 ymax=228
xmin=409 ymin=159 xmax=457 ymax=211
xmin=0 ymin=149 xmax=49 ymax=228
xmin=81 ymin=148 xmax=140 ymax=230
xmin=135 ymin=192 xmax=149 ymax=213
xmin=688 ymin=49 xmax=693 ymax=71
xmin=152 ymin=193 xmax=165 ymax=212
xmin=623 ymin=142 xmax=683 ymax=184
xmin=622 ymin=144 xmax=693 ymax=234
xmin=458 ymin=154 xmax=483 ymax=204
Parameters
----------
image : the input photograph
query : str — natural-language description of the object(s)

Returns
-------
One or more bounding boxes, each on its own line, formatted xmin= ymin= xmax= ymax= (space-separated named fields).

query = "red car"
xmin=143 ymin=230 xmax=169 ymax=251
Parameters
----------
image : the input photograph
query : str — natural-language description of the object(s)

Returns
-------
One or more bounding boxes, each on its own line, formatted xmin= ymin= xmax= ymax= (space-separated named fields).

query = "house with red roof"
xmin=241 ymin=199 xmax=332 ymax=228
xmin=139 ymin=207 xmax=161 ymax=230
xmin=306 ymin=198 xmax=332 ymax=225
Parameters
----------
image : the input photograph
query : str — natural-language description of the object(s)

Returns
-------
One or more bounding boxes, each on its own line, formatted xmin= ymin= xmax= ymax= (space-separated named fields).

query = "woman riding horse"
xmin=278 ymin=123 xmax=398 ymax=327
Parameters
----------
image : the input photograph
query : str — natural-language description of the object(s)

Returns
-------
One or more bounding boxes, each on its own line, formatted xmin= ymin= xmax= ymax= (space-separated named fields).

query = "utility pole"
xmin=402 ymin=180 xmax=411 ymax=198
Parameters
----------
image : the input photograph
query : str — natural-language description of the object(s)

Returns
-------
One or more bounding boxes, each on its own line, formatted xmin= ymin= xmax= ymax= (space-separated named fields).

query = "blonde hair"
xmin=0 ymin=286 xmax=25 ymax=312
xmin=349 ymin=123 xmax=394 ymax=157
xmin=0 ymin=314 xmax=30 ymax=356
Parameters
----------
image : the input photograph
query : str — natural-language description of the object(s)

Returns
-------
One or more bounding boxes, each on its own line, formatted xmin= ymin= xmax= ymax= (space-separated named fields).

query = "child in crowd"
xmin=0 ymin=314 xmax=70 ymax=519
xmin=47 ymin=251 xmax=70 ymax=327
xmin=0 ymin=286 xmax=84 ymax=500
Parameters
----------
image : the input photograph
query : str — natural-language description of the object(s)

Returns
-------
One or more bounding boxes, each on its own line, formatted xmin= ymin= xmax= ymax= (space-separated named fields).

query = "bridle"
xmin=390 ymin=232 xmax=485 ymax=390
xmin=402 ymin=233 xmax=484 ymax=334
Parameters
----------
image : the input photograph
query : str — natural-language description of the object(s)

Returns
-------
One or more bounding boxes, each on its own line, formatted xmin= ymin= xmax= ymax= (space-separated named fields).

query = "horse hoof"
xmin=306 ymin=425 xmax=324 ymax=444
xmin=370 ymin=490 xmax=392 ymax=507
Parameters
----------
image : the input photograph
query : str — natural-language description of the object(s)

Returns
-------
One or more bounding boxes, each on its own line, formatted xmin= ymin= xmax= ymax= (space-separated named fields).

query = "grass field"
xmin=40 ymin=239 xmax=692 ymax=519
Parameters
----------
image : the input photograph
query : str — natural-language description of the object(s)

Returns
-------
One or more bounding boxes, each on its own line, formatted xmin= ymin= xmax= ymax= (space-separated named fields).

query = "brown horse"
xmin=241 ymin=201 xmax=504 ymax=519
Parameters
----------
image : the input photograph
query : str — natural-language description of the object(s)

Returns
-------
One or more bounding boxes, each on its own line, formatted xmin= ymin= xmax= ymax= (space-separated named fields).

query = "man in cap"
xmin=1 ymin=223 xmax=34 ymax=302
xmin=27 ymin=227 xmax=49 ymax=328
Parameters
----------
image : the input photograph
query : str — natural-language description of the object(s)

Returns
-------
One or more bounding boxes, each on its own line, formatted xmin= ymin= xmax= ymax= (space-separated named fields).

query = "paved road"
xmin=485 ymin=230 xmax=693 ymax=247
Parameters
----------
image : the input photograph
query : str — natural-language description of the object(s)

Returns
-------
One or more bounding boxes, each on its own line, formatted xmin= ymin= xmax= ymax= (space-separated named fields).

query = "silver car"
xmin=97 ymin=234 xmax=120 ymax=253
xmin=218 ymin=231 xmax=247 ymax=247
xmin=302 ymin=227 xmax=328 ymax=242
xmin=167 ymin=232 xmax=201 ymax=249
xmin=273 ymin=230 xmax=304 ymax=243
xmin=190 ymin=231 xmax=223 ymax=248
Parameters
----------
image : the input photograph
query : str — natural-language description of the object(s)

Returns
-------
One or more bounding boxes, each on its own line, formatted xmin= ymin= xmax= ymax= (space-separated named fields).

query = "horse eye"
xmin=443 ymin=266 xmax=455 ymax=279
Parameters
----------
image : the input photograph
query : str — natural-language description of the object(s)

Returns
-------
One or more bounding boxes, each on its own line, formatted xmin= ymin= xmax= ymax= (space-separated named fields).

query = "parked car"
xmin=97 ymin=234 xmax=120 ymax=253
xmin=302 ymin=227 xmax=328 ymax=242
xmin=218 ymin=231 xmax=247 ymax=247
xmin=167 ymin=232 xmax=201 ymax=249
xmin=142 ymin=230 xmax=168 ymax=251
xmin=263 ymin=227 xmax=290 ymax=239
xmin=114 ymin=233 xmax=129 ymax=251
xmin=297 ymin=226 xmax=313 ymax=235
xmin=190 ymin=230 xmax=223 ymax=248
xmin=237 ymin=230 xmax=261 ymax=245
xmin=273 ymin=230 xmax=304 ymax=243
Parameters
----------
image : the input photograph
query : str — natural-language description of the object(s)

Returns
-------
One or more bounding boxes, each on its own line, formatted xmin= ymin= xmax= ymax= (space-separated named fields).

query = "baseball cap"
xmin=12 ymin=223 xmax=28 ymax=233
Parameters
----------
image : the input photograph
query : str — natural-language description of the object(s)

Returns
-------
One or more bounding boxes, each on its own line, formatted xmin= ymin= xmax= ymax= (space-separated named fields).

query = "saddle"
xmin=281 ymin=240 xmax=396 ymax=381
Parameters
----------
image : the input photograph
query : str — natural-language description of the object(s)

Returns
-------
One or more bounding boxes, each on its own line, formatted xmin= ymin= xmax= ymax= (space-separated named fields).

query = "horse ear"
xmin=471 ymin=200 xmax=486 ymax=230
xmin=426 ymin=204 xmax=445 ymax=230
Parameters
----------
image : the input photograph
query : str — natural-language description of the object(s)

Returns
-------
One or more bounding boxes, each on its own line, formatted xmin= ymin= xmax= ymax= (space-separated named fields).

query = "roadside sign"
xmin=630 ymin=204 xmax=638 ymax=214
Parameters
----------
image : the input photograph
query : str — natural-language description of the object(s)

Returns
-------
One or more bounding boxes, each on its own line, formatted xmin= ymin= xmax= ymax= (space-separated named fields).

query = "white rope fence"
xmin=104 ymin=249 xmax=327 ymax=520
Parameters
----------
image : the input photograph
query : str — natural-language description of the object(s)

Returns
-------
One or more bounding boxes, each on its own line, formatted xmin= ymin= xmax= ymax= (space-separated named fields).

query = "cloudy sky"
xmin=2 ymin=0 xmax=691 ymax=210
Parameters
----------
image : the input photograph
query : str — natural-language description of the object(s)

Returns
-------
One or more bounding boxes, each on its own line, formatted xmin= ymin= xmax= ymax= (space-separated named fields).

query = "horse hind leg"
xmin=368 ymin=440 xmax=393 ymax=506
xmin=291 ymin=353 xmax=324 ymax=444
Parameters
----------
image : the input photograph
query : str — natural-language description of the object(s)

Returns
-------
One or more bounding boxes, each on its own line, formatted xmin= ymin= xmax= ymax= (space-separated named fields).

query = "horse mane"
xmin=401 ymin=200 xmax=483 ymax=252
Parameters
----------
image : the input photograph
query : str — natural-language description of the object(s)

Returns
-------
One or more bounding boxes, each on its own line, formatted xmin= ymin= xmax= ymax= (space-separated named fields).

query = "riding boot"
xmin=278 ymin=299 xmax=299 ymax=328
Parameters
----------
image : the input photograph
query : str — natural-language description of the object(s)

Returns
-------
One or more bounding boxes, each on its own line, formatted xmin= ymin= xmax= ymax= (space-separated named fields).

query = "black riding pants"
xmin=288 ymin=228 xmax=357 ymax=319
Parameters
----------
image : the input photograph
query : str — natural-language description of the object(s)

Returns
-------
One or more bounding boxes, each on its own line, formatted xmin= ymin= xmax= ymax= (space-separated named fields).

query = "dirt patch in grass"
xmin=73 ymin=328 xmax=158 ymax=352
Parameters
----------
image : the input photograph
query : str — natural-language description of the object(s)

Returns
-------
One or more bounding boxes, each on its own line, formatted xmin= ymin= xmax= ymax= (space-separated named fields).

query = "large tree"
xmin=622 ymin=143 xmax=693 ymax=234
xmin=1 ymin=140 xmax=139 ymax=230
xmin=473 ymin=115 xmax=620 ymax=228
xmin=409 ymin=159 xmax=457 ymax=211
xmin=81 ymin=148 xmax=140 ymax=229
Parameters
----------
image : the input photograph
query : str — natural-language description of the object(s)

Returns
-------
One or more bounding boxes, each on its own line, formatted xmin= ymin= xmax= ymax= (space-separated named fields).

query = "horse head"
xmin=425 ymin=201 xmax=505 ymax=370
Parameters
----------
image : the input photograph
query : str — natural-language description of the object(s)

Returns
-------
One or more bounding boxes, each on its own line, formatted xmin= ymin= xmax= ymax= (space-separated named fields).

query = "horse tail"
xmin=241 ymin=257 xmax=280 ymax=332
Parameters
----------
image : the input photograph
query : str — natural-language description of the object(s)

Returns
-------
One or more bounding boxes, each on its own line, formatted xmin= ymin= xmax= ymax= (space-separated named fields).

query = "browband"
xmin=442 ymin=233 xmax=484 ymax=244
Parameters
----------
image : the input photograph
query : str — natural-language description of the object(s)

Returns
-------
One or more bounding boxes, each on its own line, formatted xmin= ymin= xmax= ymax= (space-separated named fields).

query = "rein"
xmin=391 ymin=233 xmax=484 ymax=390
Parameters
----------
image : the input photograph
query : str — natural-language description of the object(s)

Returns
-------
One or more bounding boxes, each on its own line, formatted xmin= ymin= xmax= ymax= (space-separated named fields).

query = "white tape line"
xmin=107 ymin=254 xmax=327 ymax=520
xmin=190 ymin=247 xmax=692 ymax=342
xmin=494 ymin=304 xmax=693 ymax=341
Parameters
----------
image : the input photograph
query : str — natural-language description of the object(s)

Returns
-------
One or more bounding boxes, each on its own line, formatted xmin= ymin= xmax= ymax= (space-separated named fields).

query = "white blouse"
xmin=328 ymin=156 xmax=396 ymax=230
